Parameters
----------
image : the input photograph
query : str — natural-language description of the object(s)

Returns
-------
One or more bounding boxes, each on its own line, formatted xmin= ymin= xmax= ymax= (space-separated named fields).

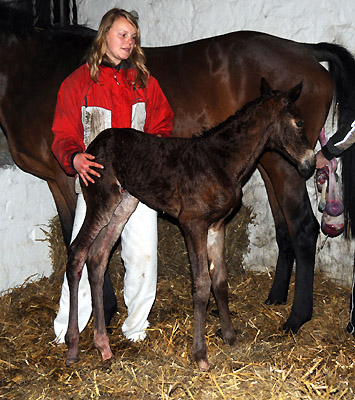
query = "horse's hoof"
xmin=265 ymin=297 xmax=286 ymax=306
xmin=104 ymin=306 xmax=118 ymax=327
xmin=282 ymin=323 xmax=298 ymax=334
xmin=210 ymin=309 xmax=219 ymax=318
xmin=283 ymin=312 xmax=311 ymax=334
xmin=282 ymin=320 xmax=300 ymax=334
xmin=346 ymin=322 xmax=355 ymax=335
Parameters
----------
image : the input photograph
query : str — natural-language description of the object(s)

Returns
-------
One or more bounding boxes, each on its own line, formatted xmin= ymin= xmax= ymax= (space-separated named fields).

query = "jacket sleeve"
xmin=143 ymin=75 xmax=174 ymax=137
xmin=322 ymin=120 xmax=355 ymax=160
xmin=322 ymin=103 xmax=355 ymax=160
xmin=51 ymin=72 xmax=86 ymax=175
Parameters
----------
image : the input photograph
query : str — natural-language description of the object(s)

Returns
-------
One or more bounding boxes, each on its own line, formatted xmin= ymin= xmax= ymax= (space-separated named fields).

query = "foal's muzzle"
xmin=298 ymin=149 xmax=316 ymax=179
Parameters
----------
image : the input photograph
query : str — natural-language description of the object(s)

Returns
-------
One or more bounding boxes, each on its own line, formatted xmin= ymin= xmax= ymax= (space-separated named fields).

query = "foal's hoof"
xmin=224 ymin=331 xmax=236 ymax=346
xmin=197 ymin=358 xmax=210 ymax=372
xmin=102 ymin=355 xmax=115 ymax=367
xmin=66 ymin=356 xmax=79 ymax=367
xmin=101 ymin=351 xmax=114 ymax=362
xmin=216 ymin=328 xmax=236 ymax=345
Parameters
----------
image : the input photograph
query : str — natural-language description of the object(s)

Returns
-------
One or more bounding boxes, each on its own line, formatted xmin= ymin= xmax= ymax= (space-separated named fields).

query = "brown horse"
xmin=1 ymin=3 xmax=355 ymax=334
xmin=65 ymin=80 xmax=315 ymax=370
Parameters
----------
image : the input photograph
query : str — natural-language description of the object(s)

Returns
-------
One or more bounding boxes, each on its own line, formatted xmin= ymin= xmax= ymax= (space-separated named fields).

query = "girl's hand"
xmin=73 ymin=152 xmax=104 ymax=186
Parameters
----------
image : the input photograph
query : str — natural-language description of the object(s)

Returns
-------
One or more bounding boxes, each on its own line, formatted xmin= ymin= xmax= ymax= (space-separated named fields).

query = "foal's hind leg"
xmin=86 ymin=194 xmax=139 ymax=362
xmin=65 ymin=186 xmax=124 ymax=366
xmin=207 ymin=221 xmax=236 ymax=345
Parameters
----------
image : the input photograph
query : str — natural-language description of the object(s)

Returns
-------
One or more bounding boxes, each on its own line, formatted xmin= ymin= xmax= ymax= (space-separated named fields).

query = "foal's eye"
xmin=295 ymin=120 xmax=303 ymax=128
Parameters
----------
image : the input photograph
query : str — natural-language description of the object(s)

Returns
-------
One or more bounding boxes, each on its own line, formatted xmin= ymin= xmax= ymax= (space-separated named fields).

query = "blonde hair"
xmin=86 ymin=8 xmax=149 ymax=87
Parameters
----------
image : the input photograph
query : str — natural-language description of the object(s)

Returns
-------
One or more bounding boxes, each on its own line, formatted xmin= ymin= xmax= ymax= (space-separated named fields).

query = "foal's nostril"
xmin=299 ymin=151 xmax=316 ymax=179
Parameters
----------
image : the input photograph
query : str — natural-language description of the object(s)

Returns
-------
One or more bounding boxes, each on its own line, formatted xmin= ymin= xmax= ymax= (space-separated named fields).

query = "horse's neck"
xmin=215 ymin=109 xmax=273 ymax=184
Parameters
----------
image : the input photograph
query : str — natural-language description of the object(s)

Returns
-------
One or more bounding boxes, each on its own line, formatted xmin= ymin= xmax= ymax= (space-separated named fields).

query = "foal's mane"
xmin=198 ymin=90 xmax=277 ymax=140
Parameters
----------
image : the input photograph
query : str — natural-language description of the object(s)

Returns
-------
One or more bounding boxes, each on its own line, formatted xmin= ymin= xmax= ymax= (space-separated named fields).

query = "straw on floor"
xmin=1 ymin=205 xmax=355 ymax=399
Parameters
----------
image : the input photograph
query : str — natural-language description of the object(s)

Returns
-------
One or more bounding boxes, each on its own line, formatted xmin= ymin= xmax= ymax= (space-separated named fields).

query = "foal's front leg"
xmin=207 ymin=221 xmax=236 ymax=345
xmin=181 ymin=221 xmax=211 ymax=371
xmin=65 ymin=249 xmax=86 ymax=365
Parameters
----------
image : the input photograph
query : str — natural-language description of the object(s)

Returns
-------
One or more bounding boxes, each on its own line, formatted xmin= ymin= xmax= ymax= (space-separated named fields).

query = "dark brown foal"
xmin=65 ymin=80 xmax=315 ymax=370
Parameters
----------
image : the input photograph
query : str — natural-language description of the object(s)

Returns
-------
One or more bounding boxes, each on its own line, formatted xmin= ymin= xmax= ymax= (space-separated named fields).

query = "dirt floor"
xmin=1 ymin=207 xmax=355 ymax=399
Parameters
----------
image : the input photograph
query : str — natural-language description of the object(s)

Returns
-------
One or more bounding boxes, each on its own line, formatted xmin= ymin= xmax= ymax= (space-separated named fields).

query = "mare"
xmin=65 ymin=80 xmax=315 ymax=370
xmin=1 ymin=3 xmax=355 ymax=333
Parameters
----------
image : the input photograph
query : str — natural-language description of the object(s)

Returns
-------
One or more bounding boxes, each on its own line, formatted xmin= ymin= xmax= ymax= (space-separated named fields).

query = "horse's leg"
xmin=47 ymin=177 xmax=76 ymax=247
xmin=284 ymin=189 xmax=318 ymax=332
xmin=346 ymin=255 xmax=355 ymax=335
xmin=86 ymin=194 xmax=139 ymax=362
xmin=259 ymin=154 xmax=319 ymax=333
xmin=103 ymin=269 xmax=118 ymax=327
xmin=258 ymin=164 xmax=295 ymax=305
xmin=207 ymin=221 xmax=236 ymax=345
xmin=180 ymin=220 xmax=211 ymax=371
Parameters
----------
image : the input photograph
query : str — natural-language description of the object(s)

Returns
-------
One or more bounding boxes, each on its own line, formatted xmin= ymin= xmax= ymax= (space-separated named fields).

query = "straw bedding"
xmin=1 ymin=206 xmax=355 ymax=399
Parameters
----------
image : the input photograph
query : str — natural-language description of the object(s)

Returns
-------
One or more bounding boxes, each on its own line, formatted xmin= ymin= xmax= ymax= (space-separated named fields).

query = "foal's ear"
xmin=260 ymin=77 xmax=273 ymax=95
xmin=285 ymin=81 xmax=303 ymax=104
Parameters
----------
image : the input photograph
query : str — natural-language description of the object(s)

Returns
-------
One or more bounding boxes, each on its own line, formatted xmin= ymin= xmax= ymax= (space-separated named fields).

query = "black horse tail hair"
xmin=310 ymin=42 xmax=355 ymax=238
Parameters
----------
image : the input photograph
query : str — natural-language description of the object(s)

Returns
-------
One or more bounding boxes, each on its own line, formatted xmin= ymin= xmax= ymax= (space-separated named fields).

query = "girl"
xmin=52 ymin=8 xmax=173 ymax=343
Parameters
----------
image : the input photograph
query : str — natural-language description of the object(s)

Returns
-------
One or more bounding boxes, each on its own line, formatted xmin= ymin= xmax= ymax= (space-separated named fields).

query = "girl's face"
xmin=105 ymin=17 xmax=137 ymax=64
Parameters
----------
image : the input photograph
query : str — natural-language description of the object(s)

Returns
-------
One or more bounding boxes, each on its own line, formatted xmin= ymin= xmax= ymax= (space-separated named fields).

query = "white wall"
xmin=1 ymin=0 xmax=355 ymax=291
xmin=0 ymin=165 xmax=57 ymax=292
xmin=0 ymin=132 xmax=58 ymax=293
xmin=77 ymin=0 xmax=355 ymax=49
xmin=76 ymin=0 xmax=355 ymax=286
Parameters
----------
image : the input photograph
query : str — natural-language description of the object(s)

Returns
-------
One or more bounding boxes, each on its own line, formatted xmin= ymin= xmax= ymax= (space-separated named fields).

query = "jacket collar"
xmin=99 ymin=58 xmax=137 ymax=88
xmin=101 ymin=57 xmax=132 ymax=71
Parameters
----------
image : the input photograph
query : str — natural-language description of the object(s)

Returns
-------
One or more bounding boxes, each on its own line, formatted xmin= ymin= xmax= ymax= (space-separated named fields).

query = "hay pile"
xmin=1 ymin=206 xmax=355 ymax=399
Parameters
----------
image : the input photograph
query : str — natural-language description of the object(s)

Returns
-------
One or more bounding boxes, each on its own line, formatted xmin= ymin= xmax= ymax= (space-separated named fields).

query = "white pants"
xmin=54 ymin=193 xmax=158 ymax=343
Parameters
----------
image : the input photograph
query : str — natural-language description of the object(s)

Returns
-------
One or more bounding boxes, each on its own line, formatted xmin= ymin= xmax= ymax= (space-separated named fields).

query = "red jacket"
xmin=52 ymin=63 xmax=174 ymax=175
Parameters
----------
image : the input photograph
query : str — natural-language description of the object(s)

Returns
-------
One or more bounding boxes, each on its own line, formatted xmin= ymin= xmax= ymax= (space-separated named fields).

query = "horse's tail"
xmin=310 ymin=42 xmax=355 ymax=237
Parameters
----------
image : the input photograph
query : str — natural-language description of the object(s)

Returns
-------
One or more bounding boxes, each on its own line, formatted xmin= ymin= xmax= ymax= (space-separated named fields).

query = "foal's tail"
xmin=311 ymin=42 xmax=355 ymax=237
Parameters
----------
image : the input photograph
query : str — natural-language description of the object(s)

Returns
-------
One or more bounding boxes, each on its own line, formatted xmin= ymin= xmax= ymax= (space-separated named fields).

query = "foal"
xmin=64 ymin=79 xmax=315 ymax=371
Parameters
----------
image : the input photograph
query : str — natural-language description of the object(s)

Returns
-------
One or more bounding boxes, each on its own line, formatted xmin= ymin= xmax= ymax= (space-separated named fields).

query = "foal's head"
xmin=261 ymin=78 xmax=316 ymax=179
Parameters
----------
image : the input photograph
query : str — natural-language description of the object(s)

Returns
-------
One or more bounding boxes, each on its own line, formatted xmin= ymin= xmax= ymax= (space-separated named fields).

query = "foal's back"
xmin=86 ymin=127 xmax=236 ymax=219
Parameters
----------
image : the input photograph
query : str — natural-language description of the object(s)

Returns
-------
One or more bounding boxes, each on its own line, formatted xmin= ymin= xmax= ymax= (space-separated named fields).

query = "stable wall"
xmin=0 ymin=133 xmax=57 ymax=292
xmin=1 ymin=0 xmax=354 ymax=291
xmin=75 ymin=0 xmax=355 ymax=286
